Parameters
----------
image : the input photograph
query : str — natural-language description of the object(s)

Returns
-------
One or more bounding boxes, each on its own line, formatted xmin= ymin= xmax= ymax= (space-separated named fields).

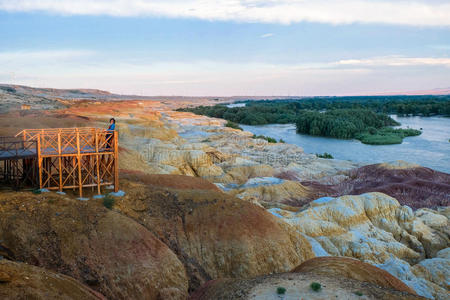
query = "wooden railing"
xmin=16 ymin=127 xmax=94 ymax=142
xmin=0 ymin=136 xmax=37 ymax=159
xmin=11 ymin=127 xmax=118 ymax=197
xmin=0 ymin=137 xmax=38 ymax=189
xmin=15 ymin=128 xmax=113 ymax=155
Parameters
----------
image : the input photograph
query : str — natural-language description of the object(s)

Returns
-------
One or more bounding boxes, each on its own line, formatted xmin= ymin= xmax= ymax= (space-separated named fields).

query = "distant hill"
xmin=0 ymin=83 xmax=448 ymax=109
xmin=0 ymin=83 xmax=231 ymax=102
xmin=0 ymin=84 xmax=115 ymax=100
xmin=377 ymin=87 xmax=450 ymax=96
xmin=0 ymin=84 xmax=66 ymax=113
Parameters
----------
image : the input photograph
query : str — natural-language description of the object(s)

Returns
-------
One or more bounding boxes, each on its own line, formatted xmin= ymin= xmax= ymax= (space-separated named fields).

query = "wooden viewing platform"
xmin=0 ymin=127 xmax=118 ymax=197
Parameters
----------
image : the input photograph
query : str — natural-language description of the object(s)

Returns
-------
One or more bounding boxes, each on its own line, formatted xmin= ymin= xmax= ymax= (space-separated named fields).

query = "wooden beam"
xmin=114 ymin=131 xmax=119 ymax=193
xmin=76 ymin=129 xmax=82 ymax=198
xmin=57 ymin=130 xmax=62 ymax=192
xmin=95 ymin=131 xmax=101 ymax=195
xmin=37 ymin=134 xmax=42 ymax=190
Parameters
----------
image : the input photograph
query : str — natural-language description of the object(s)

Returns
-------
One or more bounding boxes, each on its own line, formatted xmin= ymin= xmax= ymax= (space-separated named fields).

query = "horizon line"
xmin=2 ymin=83 xmax=449 ymax=98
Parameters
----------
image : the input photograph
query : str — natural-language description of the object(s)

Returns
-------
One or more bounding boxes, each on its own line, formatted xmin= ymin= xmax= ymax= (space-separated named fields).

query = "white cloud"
xmin=260 ymin=33 xmax=274 ymax=38
xmin=0 ymin=49 xmax=96 ymax=84
xmin=336 ymin=56 xmax=450 ymax=67
xmin=0 ymin=0 xmax=449 ymax=26
xmin=429 ymin=45 xmax=450 ymax=50
xmin=0 ymin=49 xmax=95 ymax=63
xmin=1 ymin=50 xmax=449 ymax=96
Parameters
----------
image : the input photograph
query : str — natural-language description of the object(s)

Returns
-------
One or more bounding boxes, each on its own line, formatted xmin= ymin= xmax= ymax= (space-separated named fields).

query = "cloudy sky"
xmin=0 ymin=0 xmax=449 ymax=96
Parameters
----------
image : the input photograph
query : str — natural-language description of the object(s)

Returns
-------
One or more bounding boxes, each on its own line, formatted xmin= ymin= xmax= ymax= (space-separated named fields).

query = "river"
xmin=240 ymin=116 xmax=450 ymax=173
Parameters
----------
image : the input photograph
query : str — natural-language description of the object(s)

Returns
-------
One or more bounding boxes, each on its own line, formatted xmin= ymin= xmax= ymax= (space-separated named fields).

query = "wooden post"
xmin=95 ymin=131 xmax=101 ymax=195
xmin=57 ymin=130 xmax=62 ymax=192
xmin=113 ymin=131 xmax=119 ymax=193
xmin=76 ymin=129 xmax=83 ymax=198
xmin=41 ymin=129 xmax=44 ymax=150
xmin=36 ymin=134 xmax=42 ymax=190
xmin=72 ymin=157 xmax=76 ymax=192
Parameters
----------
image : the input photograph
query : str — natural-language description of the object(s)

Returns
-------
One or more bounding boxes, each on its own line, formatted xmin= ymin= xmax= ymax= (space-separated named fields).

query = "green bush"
xmin=368 ymin=127 xmax=377 ymax=134
xmin=103 ymin=196 xmax=115 ymax=209
xmin=316 ymin=152 xmax=334 ymax=159
xmin=225 ymin=121 xmax=243 ymax=131
xmin=253 ymin=134 xmax=277 ymax=143
xmin=276 ymin=287 xmax=287 ymax=295
xmin=357 ymin=133 xmax=403 ymax=145
xmin=397 ymin=128 xmax=422 ymax=137
xmin=310 ymin=282 xmax=322 ymax=292
xmin=354 ymin=291 xmax=363 ymax=296
xmin=356 ymin=128 xmax=421 ymax=145
xmin=279 ymin=138 xmax=285 ymax=143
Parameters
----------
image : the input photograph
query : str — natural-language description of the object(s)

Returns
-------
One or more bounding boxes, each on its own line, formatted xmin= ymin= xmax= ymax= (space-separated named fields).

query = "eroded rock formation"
xmin=0 ymin=260 xmax=106 ymax=300
xmin=190 ymin=260 xmax=424 ymax=300
xmin=303 ymin=162 xmax=450 ymax=210
xmin=269 ymin=192 xmax=449 ymax=299
xmin=293 ymin=256 xmax=417 ymax=295
xmin=0 ymin=192 xmax=188 ymax=299
xmin=115 ymin=178 xmax=315 ymax=292
xmin=0 ymin=95 xmax=448 ymax=299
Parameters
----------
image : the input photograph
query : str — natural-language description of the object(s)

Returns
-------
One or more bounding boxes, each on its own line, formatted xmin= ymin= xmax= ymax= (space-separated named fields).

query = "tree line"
xmin=294 ymin=109 xmax=421 ymax=144
xmin=295 ymin=109 xmax=398 ymax=139
xmin=179 ymin=95 xmax=450 ymax=126
xmin=177 ymin=95 xmax=448 ymax=144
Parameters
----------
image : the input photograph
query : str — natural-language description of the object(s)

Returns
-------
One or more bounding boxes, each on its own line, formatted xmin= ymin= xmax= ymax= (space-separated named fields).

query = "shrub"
xmin=397 ymin=128 xmax=421 ymax=137
xmin=253 ymin=134 xmax=277 ymax=143
xmin=310 ymin=282 xmax=321 ymax=292
xmin=103 ymin=195 xmax=115 ymax=209
xmin=357 ymin=133 xmax=402 ymax=145
xmin=356 ymin=127 xmax=421 ymax=145
xmin=354 ymin=291 xmax=363 ymax=296
xmin=276 ymin=287 xmax=286 ymax=295
xmin=316 ymin=152 xmax=333 ymax=159
xmin=225 ymin=121 xmax=243 ymax=131
xmin=279 ymin=138 xmax=285 ymax=143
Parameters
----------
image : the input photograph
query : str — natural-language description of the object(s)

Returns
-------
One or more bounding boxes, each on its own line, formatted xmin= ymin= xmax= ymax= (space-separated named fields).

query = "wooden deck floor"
xmin=0 ymin=147 xmax=113 ymax=160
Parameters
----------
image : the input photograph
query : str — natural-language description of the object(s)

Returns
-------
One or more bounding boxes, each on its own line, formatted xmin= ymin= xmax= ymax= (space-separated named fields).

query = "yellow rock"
xmin=0 ymin=260 xmax=105 ymax=299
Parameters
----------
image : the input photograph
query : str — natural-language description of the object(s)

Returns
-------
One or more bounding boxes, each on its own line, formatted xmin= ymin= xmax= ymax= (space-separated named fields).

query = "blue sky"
xmin=0 ymin=0 xmax=449 ymax=96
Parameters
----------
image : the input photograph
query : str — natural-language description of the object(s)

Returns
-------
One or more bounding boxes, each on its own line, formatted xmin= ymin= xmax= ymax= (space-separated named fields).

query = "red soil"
xmin=120 ymin=170 xmax=221 ymax=191
xmin=303 ymin=164 xmax=450 ymax=210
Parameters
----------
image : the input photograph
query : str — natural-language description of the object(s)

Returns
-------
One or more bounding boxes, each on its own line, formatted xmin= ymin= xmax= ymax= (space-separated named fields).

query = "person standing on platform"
xmin=106 ymin=118 xmax=115 ymax=149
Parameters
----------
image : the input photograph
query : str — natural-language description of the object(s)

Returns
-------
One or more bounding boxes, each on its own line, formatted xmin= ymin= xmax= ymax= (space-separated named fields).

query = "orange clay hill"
xmin=190 ymin=257 xmax=423 ymax=299
xmin=0 ymin=260 xmax=106 ymax=300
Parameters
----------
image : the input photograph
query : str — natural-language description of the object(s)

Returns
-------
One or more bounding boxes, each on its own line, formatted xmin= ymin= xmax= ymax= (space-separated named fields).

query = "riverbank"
xmin=240 ymin=115 xmax=450 ymax=173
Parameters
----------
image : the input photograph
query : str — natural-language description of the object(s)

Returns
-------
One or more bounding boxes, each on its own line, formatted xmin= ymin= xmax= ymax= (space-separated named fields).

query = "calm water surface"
xmin=240 ymin=116 xmax=450 ymax=173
